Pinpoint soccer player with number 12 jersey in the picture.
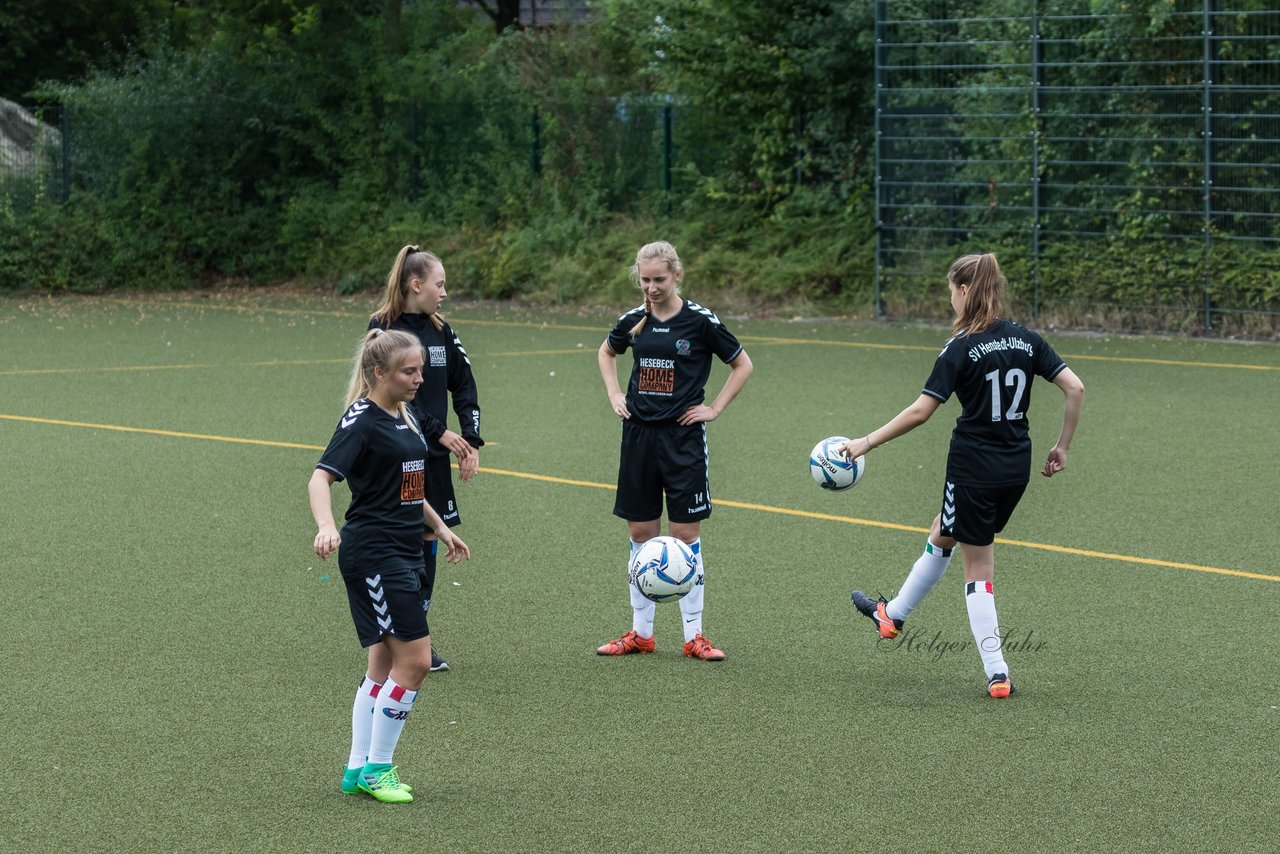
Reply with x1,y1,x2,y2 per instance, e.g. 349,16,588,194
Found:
841,253,1085,698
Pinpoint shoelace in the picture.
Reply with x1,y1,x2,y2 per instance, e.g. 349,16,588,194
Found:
367,767,401,789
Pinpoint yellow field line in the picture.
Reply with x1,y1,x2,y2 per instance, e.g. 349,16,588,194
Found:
0,413,324,451
8,412,1268,583
52,297,1279,371
0,358,348,377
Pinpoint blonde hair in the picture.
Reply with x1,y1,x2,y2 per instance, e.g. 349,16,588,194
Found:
372,244,445,331
949,253,1005,336
627,241,683,337
343,328,424,433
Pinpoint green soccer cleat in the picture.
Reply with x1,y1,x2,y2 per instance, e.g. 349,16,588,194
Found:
345,763,412,795
357,764,414,803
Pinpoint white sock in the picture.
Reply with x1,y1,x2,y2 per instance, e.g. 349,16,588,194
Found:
347,675,382,769
366,677,418,765
964,581,1009,679
678,539,704,643
886,541,952,622
628,540,655,638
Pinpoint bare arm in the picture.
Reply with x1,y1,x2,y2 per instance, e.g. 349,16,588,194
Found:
838,393,942,460
598,341,630,419
679,350,754,425
309,468,341,559
1042,367,1085,477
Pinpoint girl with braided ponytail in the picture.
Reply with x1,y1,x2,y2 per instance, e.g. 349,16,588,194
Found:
596,241,753,661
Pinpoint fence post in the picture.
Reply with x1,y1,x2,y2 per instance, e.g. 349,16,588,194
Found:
873,0,886,319
1201,0,1215,331
1030,0,1042,322
60,106,71,203
662,102,673,215
530,109,542,177
409,103,421,202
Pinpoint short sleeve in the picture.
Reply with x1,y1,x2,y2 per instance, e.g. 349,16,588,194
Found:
1032,332,1067,381
316,401,370,481
922,337,962,403
606,308,642,355
709,320,742,363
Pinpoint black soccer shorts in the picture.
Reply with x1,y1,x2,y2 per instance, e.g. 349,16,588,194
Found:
426,455,461,529
341,562,429,647
613,420,712,523
937,480,1028,547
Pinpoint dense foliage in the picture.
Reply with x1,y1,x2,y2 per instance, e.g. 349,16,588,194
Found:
0,0,1275,332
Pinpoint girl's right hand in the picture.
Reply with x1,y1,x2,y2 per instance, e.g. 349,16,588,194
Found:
610,392,631,419
314,526,340,559
1042,446,1068,477
838,436,872,461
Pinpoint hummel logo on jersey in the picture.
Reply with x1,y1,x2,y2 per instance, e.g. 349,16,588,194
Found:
687,301,721,325
651,326,670,333
341,400,371,429
454,333,472,366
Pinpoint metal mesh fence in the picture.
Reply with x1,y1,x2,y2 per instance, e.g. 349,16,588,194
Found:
874,1,1280,332
0,105,67,209
0,97,727,223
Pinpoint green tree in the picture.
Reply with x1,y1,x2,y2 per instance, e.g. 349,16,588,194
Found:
0,0,173,104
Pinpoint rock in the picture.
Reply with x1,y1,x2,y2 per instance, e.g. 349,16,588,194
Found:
0,97,61,178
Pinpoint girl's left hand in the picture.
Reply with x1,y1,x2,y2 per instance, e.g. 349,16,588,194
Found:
678,404,719,425
440,530,471,564
440,430,473,460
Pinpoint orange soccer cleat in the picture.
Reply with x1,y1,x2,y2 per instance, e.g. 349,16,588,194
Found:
851,590,903,640
596,630,656,656
682,633,726,661
987,673,1014,699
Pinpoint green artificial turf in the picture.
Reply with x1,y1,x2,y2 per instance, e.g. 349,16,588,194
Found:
1,293,1277,853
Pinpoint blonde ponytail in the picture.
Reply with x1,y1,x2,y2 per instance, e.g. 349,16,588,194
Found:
343,328,425,433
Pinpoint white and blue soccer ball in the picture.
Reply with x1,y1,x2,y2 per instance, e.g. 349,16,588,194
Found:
809,436,866,491
629,536,698,603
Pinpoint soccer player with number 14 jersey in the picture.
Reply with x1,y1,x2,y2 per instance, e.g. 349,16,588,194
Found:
596,241,753,661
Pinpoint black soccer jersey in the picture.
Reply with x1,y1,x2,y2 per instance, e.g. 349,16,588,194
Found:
368,313,483,460
606,300,743,424
923,319,1067,486
316,399,429,568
